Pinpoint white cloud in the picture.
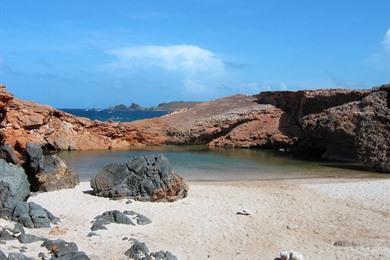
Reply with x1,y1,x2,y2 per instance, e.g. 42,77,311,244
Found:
369,29,390,70
104,45,226,94
382,29,390,52
106,45,225,72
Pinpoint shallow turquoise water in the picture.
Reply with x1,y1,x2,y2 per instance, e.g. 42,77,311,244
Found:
59,146,386,181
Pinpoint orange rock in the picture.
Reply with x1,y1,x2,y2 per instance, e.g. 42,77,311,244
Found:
49,226,69,236
0,85,301,152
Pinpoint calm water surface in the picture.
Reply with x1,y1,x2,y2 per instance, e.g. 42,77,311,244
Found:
58,146,387,181
60,109,167,122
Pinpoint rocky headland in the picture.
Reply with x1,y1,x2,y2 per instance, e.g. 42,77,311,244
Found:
0,82,389,258
109,101,201,112
0,83,389,172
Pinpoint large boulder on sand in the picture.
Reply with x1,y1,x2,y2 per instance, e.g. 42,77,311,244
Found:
90,154,188,202
24,143,79,191
13,201,59,228
356,86,390,172
0,159,58,228
0,159,30,217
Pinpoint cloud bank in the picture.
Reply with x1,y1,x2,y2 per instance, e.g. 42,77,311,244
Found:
383,29,390,53
105,45,226,94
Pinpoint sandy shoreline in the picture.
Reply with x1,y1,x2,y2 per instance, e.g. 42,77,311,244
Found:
1,178,390,259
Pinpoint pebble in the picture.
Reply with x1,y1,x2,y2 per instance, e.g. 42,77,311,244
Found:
286,225,298,230
236,209,251,216
280,250,304,260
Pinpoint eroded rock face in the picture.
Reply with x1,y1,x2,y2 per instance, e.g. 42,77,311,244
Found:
90,154,188,202
256,89,369,122
257,88,374,162
24,143,79,192
356,86,390,172
209,109,301,149
0,88,133,151
301,101,361,161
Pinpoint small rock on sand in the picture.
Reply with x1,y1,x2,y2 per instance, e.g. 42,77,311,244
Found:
125,239,178,260
48,226,69,236
236,210,251,216
279,250,304,260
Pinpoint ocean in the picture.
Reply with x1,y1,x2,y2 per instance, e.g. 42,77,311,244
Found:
60,109,168,122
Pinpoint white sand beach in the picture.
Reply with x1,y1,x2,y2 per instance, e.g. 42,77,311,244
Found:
1,179,390,260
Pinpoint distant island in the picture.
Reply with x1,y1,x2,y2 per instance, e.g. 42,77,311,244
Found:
108,101,202,112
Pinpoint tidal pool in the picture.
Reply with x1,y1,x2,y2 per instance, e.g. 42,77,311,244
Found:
59,146,387,181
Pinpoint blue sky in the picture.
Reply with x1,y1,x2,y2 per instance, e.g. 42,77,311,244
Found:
0,0,389,108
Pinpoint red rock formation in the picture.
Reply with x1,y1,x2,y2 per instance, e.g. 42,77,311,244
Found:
356,85,390,172
301,101,361,161
209,108,301,148
0,85,13,122
2,98,129,151
158,95,299,147
256,89,369,121
0,87,298,153
2,84,388,172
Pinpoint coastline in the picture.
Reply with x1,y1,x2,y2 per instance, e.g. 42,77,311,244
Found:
2,178,389,259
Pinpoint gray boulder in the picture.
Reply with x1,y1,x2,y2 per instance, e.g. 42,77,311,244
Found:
0,229,15,241
0,160,30,218
24,143,79,192
125,240,178,260
123,211,152,225
17,233,46,244
0,159,57,228
6,252,32,260
90,210,134,231
90,210,152,232
151,251,178,260
90,154,188,202
41,239,90,260
125,240,150,259
0,144,20,165
13,202,58,228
